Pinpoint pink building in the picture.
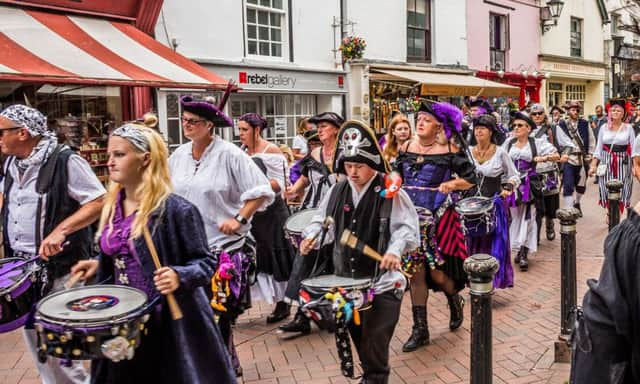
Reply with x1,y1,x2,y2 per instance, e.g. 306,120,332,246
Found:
467,0,543,107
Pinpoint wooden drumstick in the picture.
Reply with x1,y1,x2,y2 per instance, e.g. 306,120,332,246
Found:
64,271,85,290
142,226,183,320
339,230,412,279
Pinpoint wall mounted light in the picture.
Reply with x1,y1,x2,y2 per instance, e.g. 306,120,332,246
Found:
540,0,564,34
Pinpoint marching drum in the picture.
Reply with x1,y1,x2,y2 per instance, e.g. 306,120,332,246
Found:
35,285,153,362
0,257,40,332
538,163,560,196
284,209,318,249
298,274,373,330
455,196,496,237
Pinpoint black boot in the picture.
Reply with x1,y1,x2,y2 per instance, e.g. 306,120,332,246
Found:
546,218,556,241
447,294,465,331
402,306,429,352
278,309,311,334
267,301,290,324
519,246,529,271
573,203,583,218
514,247,522,264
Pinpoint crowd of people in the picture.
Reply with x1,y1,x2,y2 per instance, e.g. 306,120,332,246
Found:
1,93,640,384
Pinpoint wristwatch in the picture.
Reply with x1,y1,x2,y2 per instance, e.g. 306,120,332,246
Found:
234,214,248,225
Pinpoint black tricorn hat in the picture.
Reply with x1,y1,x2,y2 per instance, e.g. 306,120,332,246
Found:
510,111,536,130
333,120,390,174
309,111,344,128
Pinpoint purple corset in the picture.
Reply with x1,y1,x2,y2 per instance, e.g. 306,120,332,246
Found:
400,160,451,212
99,197,155,299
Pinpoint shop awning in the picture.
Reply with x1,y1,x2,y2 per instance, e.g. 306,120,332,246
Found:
0,5,230,89
372,69,520,97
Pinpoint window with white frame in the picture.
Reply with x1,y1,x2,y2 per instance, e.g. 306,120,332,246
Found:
570,17,582,57
245,0,285,58
565,84,586,103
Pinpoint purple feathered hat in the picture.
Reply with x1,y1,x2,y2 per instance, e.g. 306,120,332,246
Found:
180,96,233,127
469,98,494,115
417,101,463,140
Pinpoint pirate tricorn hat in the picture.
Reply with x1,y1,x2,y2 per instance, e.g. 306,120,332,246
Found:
333,120,390,174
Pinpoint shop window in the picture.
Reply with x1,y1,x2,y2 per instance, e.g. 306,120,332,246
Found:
407,0,431,62
547,82,563,109
229,94,316,148
489,13,509,71
565,84,586,104
245,0,286,58
570,17,582,57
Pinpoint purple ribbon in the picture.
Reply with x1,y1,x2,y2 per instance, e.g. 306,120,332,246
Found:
507,160,537,207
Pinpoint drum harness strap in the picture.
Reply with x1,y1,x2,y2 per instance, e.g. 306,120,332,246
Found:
320,178,393,379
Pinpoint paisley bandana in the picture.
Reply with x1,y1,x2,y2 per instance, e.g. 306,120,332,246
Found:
0,104,54,139
111,124,150,152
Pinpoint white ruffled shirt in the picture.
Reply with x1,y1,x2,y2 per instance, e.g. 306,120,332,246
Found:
593,123,636,160
470,145,521,187
169,137,275,250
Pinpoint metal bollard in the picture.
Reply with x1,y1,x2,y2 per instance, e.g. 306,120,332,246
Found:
606,179,623,231
554,207,580,363
463,253,499,384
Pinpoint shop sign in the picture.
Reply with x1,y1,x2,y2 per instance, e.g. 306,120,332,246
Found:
204,65,347,94
540,60,605,79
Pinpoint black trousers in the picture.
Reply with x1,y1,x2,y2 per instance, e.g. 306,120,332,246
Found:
348,290,402,384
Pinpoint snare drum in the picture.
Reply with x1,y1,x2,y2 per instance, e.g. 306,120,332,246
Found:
35,285,153,362
0,257,40,332
538,163,560,196
455,196,496,237
298,274,373,330
284,209,318,248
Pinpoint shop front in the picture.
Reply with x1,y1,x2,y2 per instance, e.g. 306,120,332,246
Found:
157,64,346,150
539,55,606,116
0,3,229,181
347,62,519,133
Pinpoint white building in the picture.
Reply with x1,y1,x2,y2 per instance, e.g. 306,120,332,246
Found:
155,0,346,149
539,0,608,115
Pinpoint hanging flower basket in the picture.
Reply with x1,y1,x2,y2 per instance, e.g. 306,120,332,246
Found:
339,36,366,61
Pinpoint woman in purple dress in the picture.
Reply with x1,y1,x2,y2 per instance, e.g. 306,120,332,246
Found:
71,123,235,384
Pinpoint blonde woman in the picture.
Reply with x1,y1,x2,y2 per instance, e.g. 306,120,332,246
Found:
382,113,413,163
71,124,236,384
292,117,313,160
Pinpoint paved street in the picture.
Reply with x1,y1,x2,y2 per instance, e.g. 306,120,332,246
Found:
0,183,628,384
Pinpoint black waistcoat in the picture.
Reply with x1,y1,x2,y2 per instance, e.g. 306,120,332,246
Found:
2,147,92,280
326,175,391,279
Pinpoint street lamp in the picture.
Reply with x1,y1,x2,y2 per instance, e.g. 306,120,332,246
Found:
541,0,565,34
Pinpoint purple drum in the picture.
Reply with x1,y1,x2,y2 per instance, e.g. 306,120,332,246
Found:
0,257,39,332
284,209,318,248
35,285,152,362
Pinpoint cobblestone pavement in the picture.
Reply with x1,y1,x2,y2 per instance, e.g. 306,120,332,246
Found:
0,183,626,384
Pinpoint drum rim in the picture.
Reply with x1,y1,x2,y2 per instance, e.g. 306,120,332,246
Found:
35,285,148,327
455,196,494,215
284,208,319,234
0,257,35,296
300,274,372,290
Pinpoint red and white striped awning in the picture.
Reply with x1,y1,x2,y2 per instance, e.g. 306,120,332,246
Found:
0,5,229,89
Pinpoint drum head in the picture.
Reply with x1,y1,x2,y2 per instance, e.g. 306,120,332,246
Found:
301,274,371,290
37,285,147,324
284,209,319,234
0,258,34,294
455,196,494,215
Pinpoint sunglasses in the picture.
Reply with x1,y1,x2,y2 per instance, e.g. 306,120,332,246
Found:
512,123,529,128
0,126,22,137
530,112,544,116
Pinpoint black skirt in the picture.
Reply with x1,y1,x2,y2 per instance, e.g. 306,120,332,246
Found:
251,196,295,282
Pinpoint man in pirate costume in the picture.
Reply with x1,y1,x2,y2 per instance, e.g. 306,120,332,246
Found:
299,120,419,384
556,100,595,215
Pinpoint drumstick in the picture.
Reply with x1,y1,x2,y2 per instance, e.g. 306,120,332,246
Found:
142,226,183,320
339,230,412,279
64,271,85,290
310,216,334,242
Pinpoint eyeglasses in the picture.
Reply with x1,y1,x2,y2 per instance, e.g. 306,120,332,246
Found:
512,123,528,128
180,117,206,126
0,126,22,137
530,112,544,116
